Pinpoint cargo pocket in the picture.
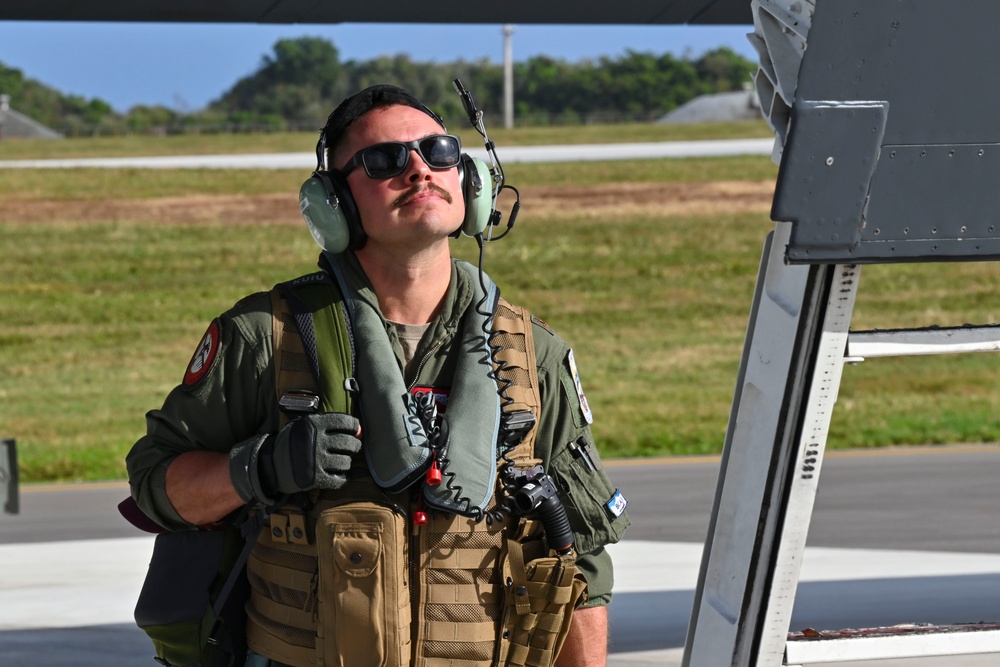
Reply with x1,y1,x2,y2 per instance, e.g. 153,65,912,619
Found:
548,442,630,556
316,503,408,667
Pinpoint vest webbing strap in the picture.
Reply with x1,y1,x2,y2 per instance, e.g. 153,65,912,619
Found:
247,550,315,592
425,619,497,642
425,659,495,667
491,300,541,467
269,289,317,430
426,547,500,569
251,593,317,631
425,584,500,605
244,611,316,667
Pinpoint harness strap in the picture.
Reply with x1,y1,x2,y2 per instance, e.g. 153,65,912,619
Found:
491,300,542,467
269,288,318,430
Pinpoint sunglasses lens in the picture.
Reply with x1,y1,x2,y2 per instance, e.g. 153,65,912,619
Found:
362,143,408,178
354,135,461,178
419,135,461,168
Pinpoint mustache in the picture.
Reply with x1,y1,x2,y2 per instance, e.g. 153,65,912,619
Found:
393,183,453,208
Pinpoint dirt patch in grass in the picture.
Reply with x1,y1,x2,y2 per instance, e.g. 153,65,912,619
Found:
1,180,775,225
524,180,774,219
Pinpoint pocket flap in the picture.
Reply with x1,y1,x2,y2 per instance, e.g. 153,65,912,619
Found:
332,525,383,578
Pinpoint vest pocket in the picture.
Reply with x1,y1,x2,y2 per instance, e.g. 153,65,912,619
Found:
498,534,588,667
316,503,408,667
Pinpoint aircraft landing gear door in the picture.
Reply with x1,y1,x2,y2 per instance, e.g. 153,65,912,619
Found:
684,0,1000,664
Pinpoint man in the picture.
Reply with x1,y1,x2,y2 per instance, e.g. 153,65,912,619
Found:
127,84,629,667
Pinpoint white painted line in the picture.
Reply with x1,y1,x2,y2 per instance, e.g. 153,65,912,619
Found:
0,139,776,170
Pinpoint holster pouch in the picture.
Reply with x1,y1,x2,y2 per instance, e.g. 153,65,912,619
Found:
315,502,410,667
499,533,588,667
134,527,248,667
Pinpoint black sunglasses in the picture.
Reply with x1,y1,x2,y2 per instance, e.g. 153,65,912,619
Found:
339,134,462,179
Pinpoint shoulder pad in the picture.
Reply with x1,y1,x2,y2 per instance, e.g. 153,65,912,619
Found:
231,291,268,312
285,271,332,288
530,314,556,336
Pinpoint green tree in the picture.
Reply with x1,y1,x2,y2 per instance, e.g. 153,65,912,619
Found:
694,47,757,93
126,105,178,133
212,36,345,125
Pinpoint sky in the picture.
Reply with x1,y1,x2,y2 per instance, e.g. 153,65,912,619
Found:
0,22,758,113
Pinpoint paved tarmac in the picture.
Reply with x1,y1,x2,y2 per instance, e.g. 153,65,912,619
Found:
2,445,998,666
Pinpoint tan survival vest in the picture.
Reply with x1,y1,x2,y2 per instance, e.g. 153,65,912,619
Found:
244,280,587,667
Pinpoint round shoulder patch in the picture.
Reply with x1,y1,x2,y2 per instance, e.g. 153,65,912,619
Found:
183,319,221,390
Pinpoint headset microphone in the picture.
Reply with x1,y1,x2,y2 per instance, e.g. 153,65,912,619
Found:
451,78,521,241
452,79,482,127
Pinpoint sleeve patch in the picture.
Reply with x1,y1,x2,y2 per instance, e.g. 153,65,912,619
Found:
606,489,628,520
182,319,221,391
567,349,593,425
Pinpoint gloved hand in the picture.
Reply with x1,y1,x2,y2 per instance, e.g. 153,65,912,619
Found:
229,412,362,506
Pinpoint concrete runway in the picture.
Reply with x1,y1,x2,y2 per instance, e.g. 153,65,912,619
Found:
1,445,998,666
0,137,776,170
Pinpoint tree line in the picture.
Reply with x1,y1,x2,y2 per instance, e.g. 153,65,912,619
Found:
0,36,757,136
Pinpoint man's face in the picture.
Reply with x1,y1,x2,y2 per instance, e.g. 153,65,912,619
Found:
333,105,464,252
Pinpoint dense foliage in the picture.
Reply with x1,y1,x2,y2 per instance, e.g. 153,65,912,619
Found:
1,36,757,135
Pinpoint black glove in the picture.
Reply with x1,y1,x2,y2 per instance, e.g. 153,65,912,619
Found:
229,412,362,506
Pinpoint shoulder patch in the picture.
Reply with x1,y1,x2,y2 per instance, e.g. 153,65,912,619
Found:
566,348,594,424
182,319,222,391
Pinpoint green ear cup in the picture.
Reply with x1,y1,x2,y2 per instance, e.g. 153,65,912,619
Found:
461,156,493,237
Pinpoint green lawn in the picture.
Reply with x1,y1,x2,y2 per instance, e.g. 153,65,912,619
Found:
1,133,998,483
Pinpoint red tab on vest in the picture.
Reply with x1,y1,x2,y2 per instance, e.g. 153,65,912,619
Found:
410,386,450,412
182,319,221,390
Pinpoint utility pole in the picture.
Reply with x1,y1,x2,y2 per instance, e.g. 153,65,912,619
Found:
502,24,515,129
0,94,8,140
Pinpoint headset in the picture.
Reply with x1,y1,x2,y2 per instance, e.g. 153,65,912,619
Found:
298,105,494,254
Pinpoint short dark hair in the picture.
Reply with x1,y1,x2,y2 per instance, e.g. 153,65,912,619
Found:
319,84,446,170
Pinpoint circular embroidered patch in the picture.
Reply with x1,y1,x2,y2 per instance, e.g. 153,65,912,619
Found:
183,320,221,389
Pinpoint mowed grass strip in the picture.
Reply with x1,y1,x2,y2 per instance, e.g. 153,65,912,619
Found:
2,153,998,483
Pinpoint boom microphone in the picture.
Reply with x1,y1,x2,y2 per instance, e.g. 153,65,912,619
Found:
452,79,481,126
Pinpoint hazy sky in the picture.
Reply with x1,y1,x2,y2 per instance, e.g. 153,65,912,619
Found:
0,21,757,112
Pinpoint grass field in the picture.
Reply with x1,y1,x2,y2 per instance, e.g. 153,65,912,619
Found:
2,126,998,483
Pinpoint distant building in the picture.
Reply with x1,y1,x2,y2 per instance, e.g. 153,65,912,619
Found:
0,95,62,139
657,85,762,124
